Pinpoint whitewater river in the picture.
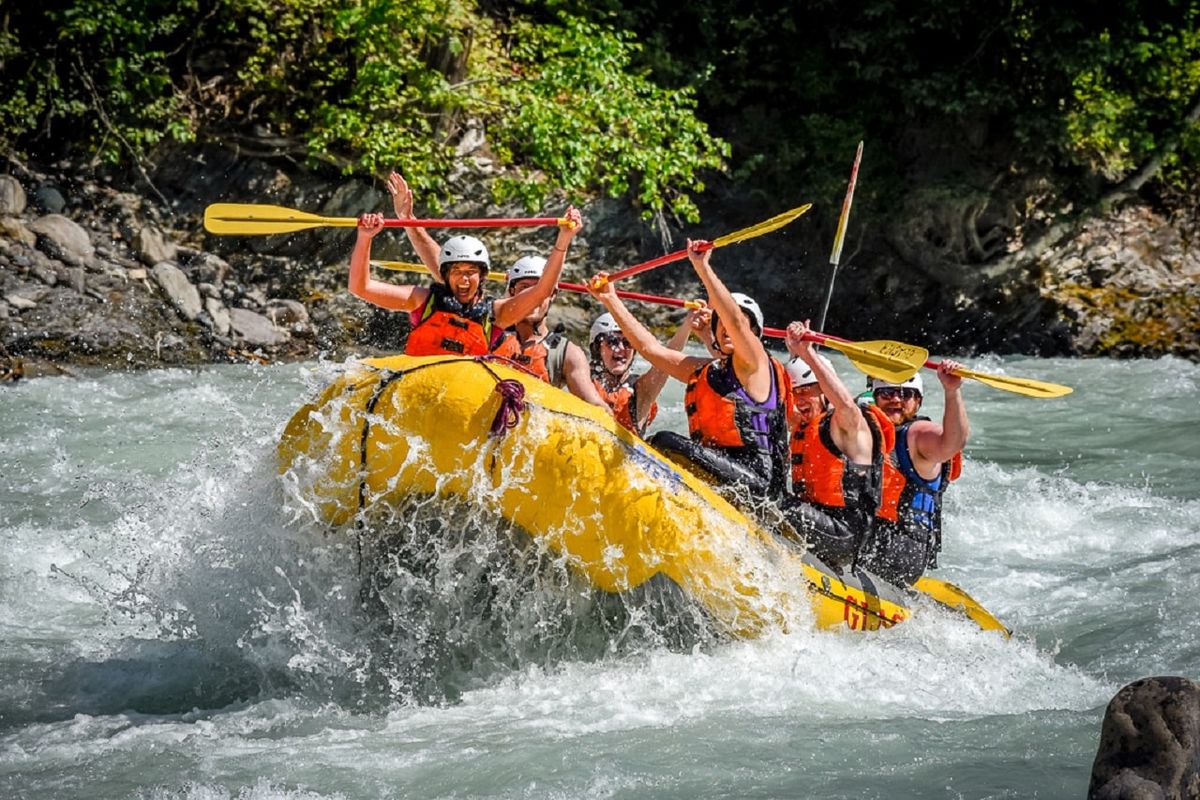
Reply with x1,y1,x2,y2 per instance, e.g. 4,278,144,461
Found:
1,353,1197,799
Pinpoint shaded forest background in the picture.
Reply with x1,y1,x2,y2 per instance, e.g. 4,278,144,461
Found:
1,0,1197,358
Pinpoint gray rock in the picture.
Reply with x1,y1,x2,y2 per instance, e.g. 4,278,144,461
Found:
33,184,66,214
321,180,375,218
265,298,310,327
4,293,38,310
30,262,58,287
180,251,230,285
150,261,203,321
133,226,178,266
204,296,231,336
1,217,37,247
0,176,26,216
1089,676,1200,800
27,214,95,267
229,307,289,347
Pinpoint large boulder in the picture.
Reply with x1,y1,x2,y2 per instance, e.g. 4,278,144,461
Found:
229,307,289,347
27,214,95,267
1089,676,1200,800
150,261,203,321
0,175,26,216
133,226,178,266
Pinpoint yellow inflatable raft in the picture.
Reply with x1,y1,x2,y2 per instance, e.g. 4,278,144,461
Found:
278,354,1007,637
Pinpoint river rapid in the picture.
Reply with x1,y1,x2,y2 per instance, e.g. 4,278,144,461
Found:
1,353,1197,799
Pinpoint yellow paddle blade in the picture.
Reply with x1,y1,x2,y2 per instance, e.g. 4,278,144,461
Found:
911,576,1011,637
821,338,928,383
957,368,1074,398
712,203,813,248
373,260,506,283
204,203,357,235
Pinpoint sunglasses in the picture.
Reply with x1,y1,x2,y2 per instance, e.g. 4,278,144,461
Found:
599,333,631,349
445,265,482,279
873,387,921,401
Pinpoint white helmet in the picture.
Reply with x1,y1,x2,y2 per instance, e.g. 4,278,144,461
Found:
786,354,833,388
506,255,546,287
589,312,622,346
869,372,924,397
712,292,764,336
438,235,490,269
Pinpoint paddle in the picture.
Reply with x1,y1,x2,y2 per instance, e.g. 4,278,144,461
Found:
930,362,1074,398
762,327,926,384
815,141,863,332
373,261,708,310
817,333,1073,398
911,576,1011,637
593,203,813,287
204,202,568,236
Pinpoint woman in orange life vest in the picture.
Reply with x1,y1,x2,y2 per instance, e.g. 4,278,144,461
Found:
777,320,897,572
587,305,708,437
347,173,582,356
857,361,969,586
587,240,791,499
490,255,608,409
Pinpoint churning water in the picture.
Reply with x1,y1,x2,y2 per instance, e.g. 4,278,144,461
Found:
1,353,1197,799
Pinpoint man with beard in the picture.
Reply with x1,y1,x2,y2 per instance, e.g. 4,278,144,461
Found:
491,255,608,409
587,306,709,436
859,361,969,585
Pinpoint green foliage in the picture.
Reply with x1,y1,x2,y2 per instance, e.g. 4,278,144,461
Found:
486,17,727,220
0,0,199,163
0,0,727,221
1065,10,1200,186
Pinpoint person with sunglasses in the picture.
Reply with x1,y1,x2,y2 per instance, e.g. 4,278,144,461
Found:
858,361,969,585
778,320,896,571
346,171,581,357
490,255,608,409
586,306,707,436
587,240,791,500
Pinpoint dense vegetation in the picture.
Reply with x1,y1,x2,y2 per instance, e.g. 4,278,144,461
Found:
1,0,1196,232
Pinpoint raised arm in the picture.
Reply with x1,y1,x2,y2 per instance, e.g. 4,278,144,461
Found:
388,171,441,279
494,206,581,328
633,304,708,424
910,359,970,466
787,320,871,460
687,239,771,397
588,273,709,383
348,213,429,312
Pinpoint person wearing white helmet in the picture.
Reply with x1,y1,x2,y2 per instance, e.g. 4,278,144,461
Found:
858,358,970,586
777,319,899,572
347,171,581,357
784,351,833,435
587,239,791,498
490,256,607,409
587,306,708,436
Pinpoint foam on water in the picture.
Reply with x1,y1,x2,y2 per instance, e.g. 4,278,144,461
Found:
1,355,1196,798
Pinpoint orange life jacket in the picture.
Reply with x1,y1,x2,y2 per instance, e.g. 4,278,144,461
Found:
404,284,498,357
791,403,895,518
593,371,657,435
685,356,791,495
491,330,569,386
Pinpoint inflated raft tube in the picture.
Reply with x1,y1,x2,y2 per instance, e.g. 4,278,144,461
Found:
278,355,1008,638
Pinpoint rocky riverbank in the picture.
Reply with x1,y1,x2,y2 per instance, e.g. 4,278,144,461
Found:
1,146,1197,380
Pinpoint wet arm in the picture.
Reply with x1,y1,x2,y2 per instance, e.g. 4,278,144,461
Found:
562,343,610,411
